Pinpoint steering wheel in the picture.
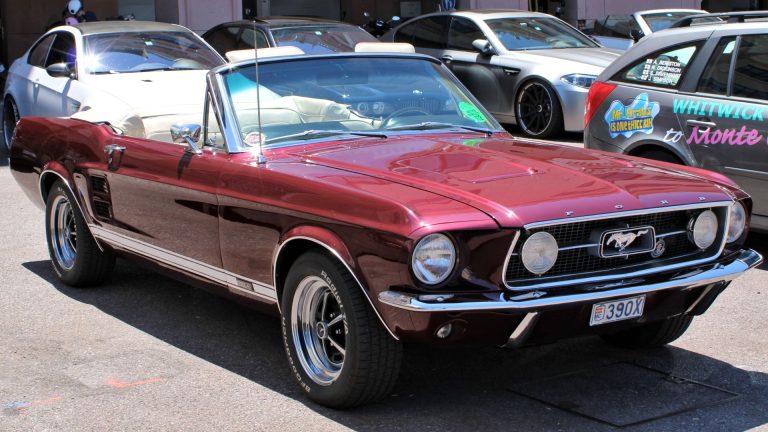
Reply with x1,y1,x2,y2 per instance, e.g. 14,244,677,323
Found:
379,107,431,129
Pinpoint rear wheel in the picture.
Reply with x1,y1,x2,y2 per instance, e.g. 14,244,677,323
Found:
281,251,402,408
46,180,115,286
3,97,19,150
634,148,684,165
515,80,564,139
600,315,693,349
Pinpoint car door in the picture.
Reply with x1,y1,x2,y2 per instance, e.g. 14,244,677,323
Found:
35,31,82,117
96,136,226,269
15,34,55,117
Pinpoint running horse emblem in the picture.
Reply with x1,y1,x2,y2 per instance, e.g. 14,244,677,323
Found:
605,229,649,252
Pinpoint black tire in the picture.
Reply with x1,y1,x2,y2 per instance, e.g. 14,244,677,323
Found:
3,97,20,150
600,315,694,349
635,148,684,165
281,251,402,408
515,80,564,139
45,180,115,287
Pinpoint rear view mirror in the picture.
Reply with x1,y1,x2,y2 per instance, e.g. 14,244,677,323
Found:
46,62,73,78
170,123,203,155
472,39,495,55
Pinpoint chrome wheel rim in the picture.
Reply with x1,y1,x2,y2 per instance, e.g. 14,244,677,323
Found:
3,100,19,149
50,195,77,270
517,82,553,136
291,275,346,386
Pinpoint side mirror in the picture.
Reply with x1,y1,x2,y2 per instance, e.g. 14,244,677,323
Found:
46,62,73,78
472,39,495,56
170,123,203,155
630,29,643,41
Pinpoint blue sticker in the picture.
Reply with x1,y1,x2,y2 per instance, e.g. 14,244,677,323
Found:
603,93,660,138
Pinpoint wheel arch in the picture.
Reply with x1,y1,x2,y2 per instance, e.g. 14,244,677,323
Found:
273,228,399,340
624,140,692,165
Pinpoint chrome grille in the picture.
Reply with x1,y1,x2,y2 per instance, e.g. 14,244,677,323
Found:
504,205,728,290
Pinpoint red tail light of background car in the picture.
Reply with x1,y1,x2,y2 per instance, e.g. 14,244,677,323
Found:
584,81,617,127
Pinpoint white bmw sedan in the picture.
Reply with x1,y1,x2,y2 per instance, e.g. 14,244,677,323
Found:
2,21,225,148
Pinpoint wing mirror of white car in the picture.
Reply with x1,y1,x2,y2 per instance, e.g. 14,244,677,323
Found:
170,123,203,155
471,39,495,56
46,62,74,79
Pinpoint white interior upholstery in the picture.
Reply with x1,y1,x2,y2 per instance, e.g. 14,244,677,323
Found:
354,42,415,53
225,46,305,62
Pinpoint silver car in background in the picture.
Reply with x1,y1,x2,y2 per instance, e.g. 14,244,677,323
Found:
591,9,712,50
382,10,621,138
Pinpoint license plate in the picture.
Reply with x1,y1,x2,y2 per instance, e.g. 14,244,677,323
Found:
589,295,645,326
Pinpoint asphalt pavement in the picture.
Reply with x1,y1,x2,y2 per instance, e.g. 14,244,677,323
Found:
1,141,767,432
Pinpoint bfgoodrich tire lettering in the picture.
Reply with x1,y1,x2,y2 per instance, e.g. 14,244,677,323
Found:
600,314,693,348
46,180,115,287
281,251,402,408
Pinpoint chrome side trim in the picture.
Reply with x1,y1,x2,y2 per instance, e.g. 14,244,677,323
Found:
272,236,399,341
523,202,732,229
89,225,277,302
500,231,521,286
503,312,539,348
379,249,762,312
39,170,104,252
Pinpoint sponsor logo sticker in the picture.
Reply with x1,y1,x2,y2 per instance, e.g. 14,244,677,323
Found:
603,93,660,138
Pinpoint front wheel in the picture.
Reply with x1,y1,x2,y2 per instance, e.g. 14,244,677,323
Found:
46,180,115,286
515,80,564,138
3,97,20,150
281,251,402,408
600,315,693,349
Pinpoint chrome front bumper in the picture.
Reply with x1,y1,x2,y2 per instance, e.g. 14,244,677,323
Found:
379,249,762,313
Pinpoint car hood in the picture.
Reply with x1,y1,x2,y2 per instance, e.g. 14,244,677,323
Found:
82,70,209,116
290,134,733,228
500,47,621,69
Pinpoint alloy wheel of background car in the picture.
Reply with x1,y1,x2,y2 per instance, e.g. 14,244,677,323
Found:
2,98,19,150
515,81,564,139
45,180,115,287
281,251,402,408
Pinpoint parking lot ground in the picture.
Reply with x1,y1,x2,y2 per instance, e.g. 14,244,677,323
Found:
1,144,767,431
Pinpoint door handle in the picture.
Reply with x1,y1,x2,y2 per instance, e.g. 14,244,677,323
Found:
686,119,717,128
104,144,126,171
441,55,453,64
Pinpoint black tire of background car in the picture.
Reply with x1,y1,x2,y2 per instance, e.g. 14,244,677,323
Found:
635,148,684,165
46,180,115,286
600,315,694,348
281,251,402,409
515,80,564,139
2,97,19,150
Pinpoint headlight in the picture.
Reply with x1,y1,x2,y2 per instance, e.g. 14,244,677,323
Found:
727,202,747,242
521,232,559,275
689,210,718,249
561,74,597,89
411,233,456,285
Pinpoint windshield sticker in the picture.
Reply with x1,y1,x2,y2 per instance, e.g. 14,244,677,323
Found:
604,93,660,138
640,58,682,86
462,138,485,147
459,101,487,123
673,99,764,121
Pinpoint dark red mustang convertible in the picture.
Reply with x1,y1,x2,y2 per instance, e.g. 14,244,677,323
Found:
9,47,762,408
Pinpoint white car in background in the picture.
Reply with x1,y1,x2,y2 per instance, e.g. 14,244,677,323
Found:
2,21,225,148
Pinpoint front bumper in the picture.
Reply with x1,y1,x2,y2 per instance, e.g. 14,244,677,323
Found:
380,249,761,312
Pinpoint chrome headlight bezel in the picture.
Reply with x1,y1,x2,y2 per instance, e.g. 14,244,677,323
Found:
727,201,747,243
689,210,718,250
411,233,457,286
521,231,559,275
560,73,597,89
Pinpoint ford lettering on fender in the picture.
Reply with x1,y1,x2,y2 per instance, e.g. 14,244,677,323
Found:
9,47,762,409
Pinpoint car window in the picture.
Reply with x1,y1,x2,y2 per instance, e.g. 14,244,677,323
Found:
46,32,76,69
640,12,715,32
619,43,700,88
697,37,736,95
271,25,375,53
238,27,269,50
448,17,484,51
593,15,632,38
732,34,768,101
485,17,597,50
28,34,56,68
205,26,241,54
83,31,224,74
405,16,449,49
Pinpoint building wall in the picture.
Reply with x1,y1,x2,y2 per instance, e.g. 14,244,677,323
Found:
564,0,701,27
155,0,242,33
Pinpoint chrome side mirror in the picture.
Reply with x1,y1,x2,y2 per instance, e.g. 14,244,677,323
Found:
471,39,495,56
170,123,203,155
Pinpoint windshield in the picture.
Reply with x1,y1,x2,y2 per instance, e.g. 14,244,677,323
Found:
640,12,716,32
486,17,598,50
83,31,224,74
222,56,500,148
271,25,377,53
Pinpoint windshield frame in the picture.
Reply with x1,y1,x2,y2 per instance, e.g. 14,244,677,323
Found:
210,53,504,153
485,16,599,51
